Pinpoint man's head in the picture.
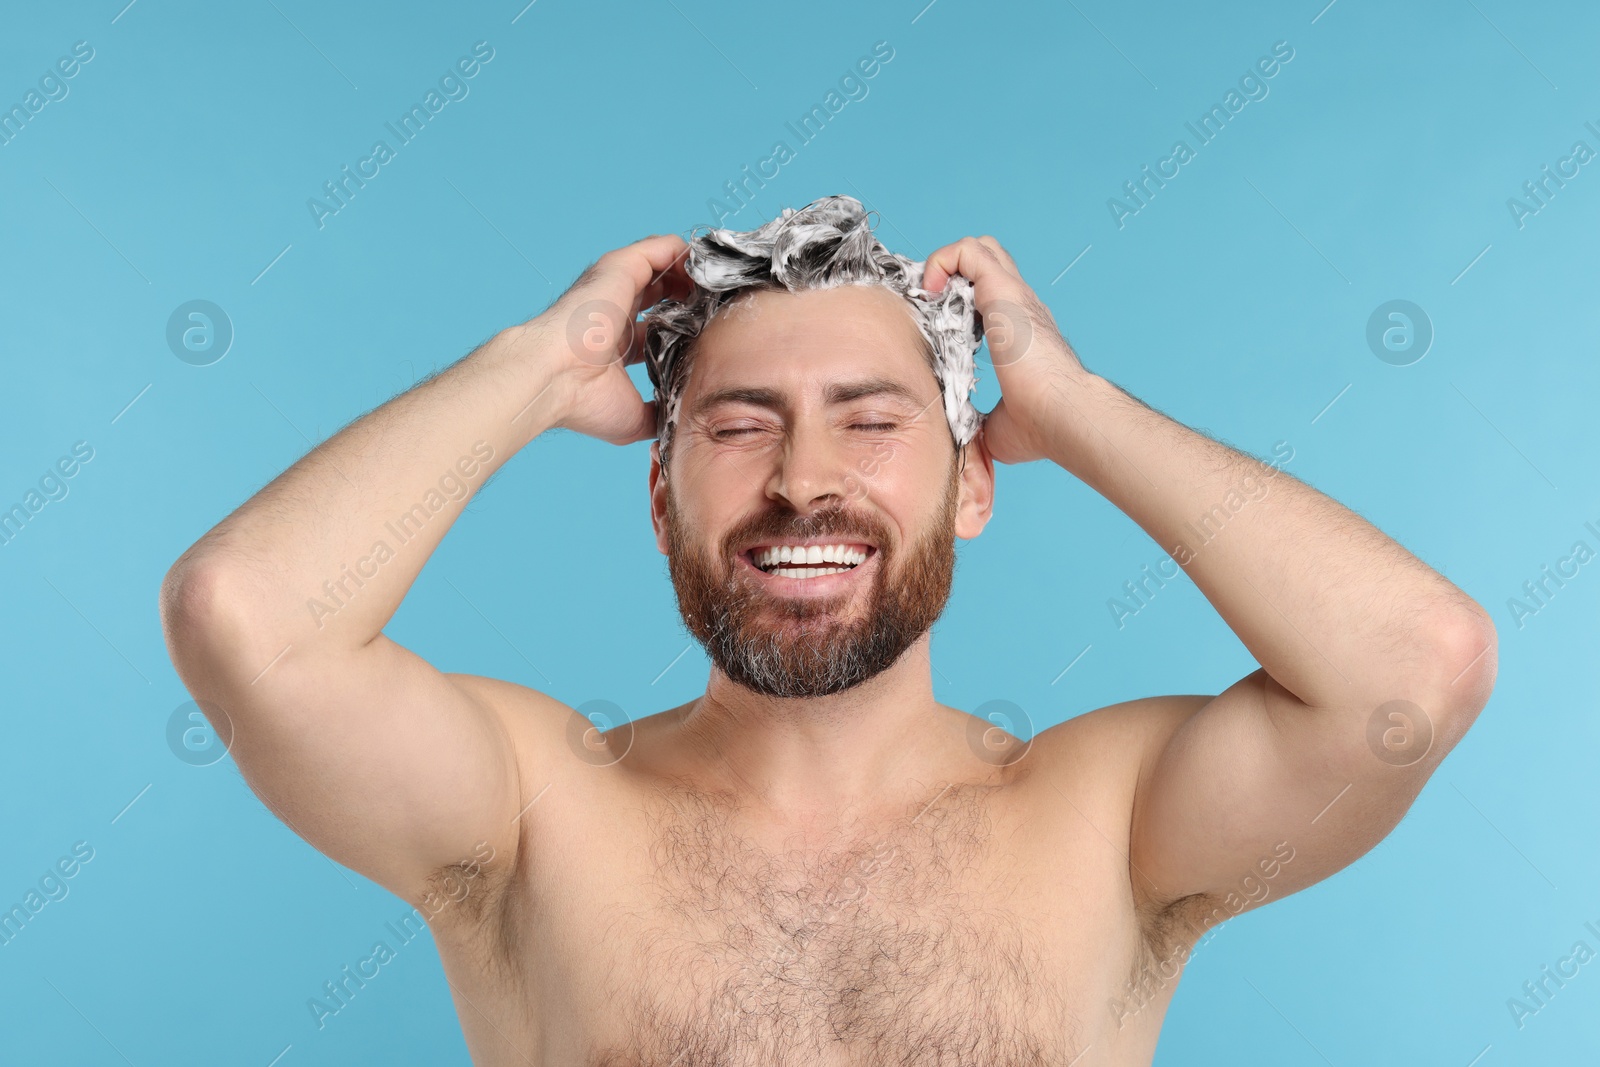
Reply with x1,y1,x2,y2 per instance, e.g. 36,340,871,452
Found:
641,200,995,699
641,194,986,470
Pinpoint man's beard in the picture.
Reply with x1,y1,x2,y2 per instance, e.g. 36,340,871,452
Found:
665,469,960,699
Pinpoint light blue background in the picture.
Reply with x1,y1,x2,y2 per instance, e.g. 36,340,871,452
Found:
2,0,1596,1063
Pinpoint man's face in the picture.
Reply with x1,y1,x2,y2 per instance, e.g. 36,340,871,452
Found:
650,284,992,698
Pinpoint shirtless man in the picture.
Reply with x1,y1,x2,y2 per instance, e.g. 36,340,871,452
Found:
159,199,1498,1065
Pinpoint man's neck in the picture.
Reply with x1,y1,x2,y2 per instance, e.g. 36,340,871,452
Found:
670,633,968,822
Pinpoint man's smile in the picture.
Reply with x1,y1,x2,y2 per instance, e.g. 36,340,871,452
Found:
736,541,881,598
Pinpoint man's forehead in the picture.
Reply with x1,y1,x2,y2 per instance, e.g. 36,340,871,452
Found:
687,377,933,423
685,286,935,404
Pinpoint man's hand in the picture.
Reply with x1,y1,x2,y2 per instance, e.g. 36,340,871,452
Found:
520,233,694,446
922,235,1085,466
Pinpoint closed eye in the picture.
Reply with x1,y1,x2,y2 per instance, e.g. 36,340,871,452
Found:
714,423,896,437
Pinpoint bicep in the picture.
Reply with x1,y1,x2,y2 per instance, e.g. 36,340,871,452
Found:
205,633,525,904
1128,669,1436,916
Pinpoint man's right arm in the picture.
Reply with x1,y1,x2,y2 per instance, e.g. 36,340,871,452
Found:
158,234,691,907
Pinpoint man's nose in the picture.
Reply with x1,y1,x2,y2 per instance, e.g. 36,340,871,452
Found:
768,419,855,512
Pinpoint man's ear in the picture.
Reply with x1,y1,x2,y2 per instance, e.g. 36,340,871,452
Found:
954,430,996,540
649,441,670,555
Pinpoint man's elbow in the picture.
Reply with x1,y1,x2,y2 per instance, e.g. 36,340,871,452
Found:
159,556,254,676
1421,603,1498,743
160,556,225,638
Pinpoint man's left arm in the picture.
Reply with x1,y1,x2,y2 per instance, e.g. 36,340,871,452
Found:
923,236,1499,914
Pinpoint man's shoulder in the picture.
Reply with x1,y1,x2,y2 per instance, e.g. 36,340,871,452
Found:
443,671,579,722
440,673,687,773
439,672,586,765
1016,694,1222,935
1009,692,1215,845
1024,692,1212,776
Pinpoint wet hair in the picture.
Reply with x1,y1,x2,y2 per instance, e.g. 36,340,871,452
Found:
640,195,983,471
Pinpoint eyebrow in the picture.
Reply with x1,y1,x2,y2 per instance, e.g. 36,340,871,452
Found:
691,376,928,419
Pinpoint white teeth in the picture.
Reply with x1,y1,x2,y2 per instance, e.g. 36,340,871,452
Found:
770,566,849,579
752,543,869,570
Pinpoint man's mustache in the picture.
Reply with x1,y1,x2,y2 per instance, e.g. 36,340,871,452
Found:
721,507,888,559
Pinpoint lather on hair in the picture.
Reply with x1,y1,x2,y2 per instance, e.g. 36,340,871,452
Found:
640,194,984,466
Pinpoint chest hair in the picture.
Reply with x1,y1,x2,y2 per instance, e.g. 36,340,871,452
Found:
589,781,1084,1066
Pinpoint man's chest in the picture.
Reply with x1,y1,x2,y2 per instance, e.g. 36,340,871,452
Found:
583,871,1085,1066
476,779,1155,1066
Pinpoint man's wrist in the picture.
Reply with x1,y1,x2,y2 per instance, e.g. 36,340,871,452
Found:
474,320,572,445
1040,369,1121,476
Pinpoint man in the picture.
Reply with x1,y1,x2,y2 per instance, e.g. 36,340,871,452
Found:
159,195,1497,1065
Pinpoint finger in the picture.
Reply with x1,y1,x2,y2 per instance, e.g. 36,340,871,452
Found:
634,262,695,316
631,240,697,314
976,235,1020,274
622,318,651,366
597,235,687,311
630,232,691,272
922,235,1013,296
922,237,1030,316
634,234,694,297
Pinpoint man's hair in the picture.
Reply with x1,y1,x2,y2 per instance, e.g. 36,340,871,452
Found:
640,195,984,470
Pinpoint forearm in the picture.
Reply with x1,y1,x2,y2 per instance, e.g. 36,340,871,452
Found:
166,320,563,655
1046,371,1490,709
